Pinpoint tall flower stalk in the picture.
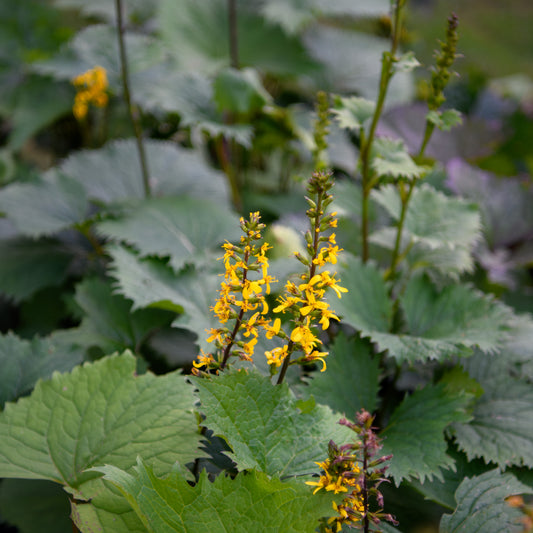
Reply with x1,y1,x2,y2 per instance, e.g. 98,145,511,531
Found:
359,0,406,263
387,12,460,281
192,212,276,374
271,170,346,384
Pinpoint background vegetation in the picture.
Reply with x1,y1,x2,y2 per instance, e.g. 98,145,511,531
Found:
0,1,533,532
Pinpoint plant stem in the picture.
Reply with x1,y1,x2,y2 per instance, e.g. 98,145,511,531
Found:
387,119,435,280
277,178,324,385
215,136,242,211
276,340,294,385
359,0,404,263
227,0,239,69
115,0,151,198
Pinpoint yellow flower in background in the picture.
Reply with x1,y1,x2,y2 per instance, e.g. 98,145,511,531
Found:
72,66,109,120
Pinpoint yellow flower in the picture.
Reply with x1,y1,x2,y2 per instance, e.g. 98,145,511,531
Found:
72,66,109,120
265,345,288,368
273,295,302,314
306,350,328,371
192,350,217,369
290,321,321,353
264,318,281,339
319,271,348,298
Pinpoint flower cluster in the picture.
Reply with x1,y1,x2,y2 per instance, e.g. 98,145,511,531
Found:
311,411,397,533
192,212,277,374
72,66,109,120
266,171,347,378
427,13,459,111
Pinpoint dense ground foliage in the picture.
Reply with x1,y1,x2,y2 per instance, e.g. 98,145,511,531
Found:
1,1,533,532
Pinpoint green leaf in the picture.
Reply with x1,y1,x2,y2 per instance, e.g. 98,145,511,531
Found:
453,353,533,468
261,0,390,35
332,95,375,133
336,258,511,363
372,184,481,251
0,352,202,483
303,26,413,104
373,275,511,362
299,334,380,416
107,245,220,352
380,384,472,485
440,469,533,533
59,139,230,204
96,458,336,533
72,278,174,355
158,0,319,77
133,68,254,146
0,479,72,533
35,24,164,90
98,196,240,272
334,254,393,333
213,67,271,115
194,369,354,477
0,172,88,237
371,138,427,180
426,109,462,131
7,75,73,150
0,237,73,302
70,477,147,533
0,332,84,407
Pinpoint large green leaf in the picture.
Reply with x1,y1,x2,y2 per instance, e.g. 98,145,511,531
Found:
7,75,74,150
453,353,533,468
334,254,393,333
0,332,84,407
299,333,380,416
71,477,147,533
194,369,354,477
96,458,337,533
302,26,413,104
440,469,533,533
58,139,230,204
0,172,88,237
0,237,73,302
72,278,174,355
157,0,319,77
262,0,389,34
371,184,481,278
107,244,220,351
335,256,511,363
213,67,271,115
372,138,427,181
132,68,254,146
380,384,472,485
98,196,240,272
35,24,164,90
0,352,202,483
373,184,481,249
